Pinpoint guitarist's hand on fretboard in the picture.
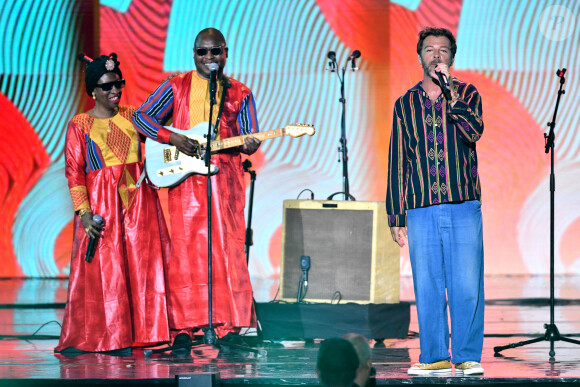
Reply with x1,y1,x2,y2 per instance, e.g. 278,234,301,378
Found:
169,132,198,157
242,136,261,155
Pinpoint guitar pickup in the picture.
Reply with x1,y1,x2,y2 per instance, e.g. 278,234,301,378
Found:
163,148,172,163
157,166,182,176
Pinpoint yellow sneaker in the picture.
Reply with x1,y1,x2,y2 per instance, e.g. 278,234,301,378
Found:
407,360,452,376
455,361,484,376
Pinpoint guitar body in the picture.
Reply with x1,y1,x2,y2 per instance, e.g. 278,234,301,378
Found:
145,122,315,187
144,122,218,188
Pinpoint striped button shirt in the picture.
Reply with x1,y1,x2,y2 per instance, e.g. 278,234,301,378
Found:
386,79,484,227
132,77,259,144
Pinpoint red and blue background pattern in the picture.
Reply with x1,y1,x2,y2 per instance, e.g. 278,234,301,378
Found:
1,1,579,293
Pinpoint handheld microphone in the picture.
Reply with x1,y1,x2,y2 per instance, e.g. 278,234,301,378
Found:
300,255,311,286
85,214,103,263
208,62,219,104
435,71,452,100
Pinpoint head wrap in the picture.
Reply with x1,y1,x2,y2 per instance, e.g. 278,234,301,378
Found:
77,53,123,96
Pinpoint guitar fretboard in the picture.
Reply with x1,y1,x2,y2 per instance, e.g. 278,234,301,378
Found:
211,128,285,151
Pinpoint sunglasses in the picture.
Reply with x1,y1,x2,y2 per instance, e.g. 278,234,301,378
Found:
95,79,126,91
195,46,225,57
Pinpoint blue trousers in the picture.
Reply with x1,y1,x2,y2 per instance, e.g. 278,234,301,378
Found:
407,200,484,364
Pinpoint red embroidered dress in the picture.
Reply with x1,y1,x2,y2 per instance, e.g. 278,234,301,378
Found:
134,71,258,335
56,106,170,352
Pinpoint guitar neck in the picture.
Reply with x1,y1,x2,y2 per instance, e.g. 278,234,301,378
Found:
211,129,285,151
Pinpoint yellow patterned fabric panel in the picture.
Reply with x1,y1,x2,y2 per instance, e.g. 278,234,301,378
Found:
89,107,139,167
71,114,95,135
70,186,89,211
118,167,138,210
189,71,223,139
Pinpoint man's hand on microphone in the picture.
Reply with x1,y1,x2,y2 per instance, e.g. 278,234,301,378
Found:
81,211,103,239
242,136,261,155
433,62,458,105
170,133,198,157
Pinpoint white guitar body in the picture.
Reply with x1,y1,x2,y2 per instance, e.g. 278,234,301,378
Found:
145,122,315,188
145,122,218,188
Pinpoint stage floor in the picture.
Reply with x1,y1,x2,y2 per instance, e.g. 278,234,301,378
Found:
1,276,580,386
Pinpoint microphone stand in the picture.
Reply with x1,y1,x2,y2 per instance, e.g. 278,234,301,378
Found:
243,160,264,343
243,160,256,263
493,68,580,360
203,69,218,346
338,63,350,200
328,53,359,200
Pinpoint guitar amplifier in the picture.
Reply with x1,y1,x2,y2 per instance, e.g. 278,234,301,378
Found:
280,200,400,304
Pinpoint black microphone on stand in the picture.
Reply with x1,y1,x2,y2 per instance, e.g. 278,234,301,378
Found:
348,50,361,71
557,68,566,78
327,51,337,71
435,71,452,101
85,214,103,263
208,62,219,104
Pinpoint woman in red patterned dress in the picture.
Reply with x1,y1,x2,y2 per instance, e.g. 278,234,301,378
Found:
55,53,170,354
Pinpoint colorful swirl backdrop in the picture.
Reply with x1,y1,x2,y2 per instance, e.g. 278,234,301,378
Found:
1,1,579,289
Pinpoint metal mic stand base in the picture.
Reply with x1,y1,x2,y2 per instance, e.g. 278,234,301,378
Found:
494,324,580,360
144,329,265,357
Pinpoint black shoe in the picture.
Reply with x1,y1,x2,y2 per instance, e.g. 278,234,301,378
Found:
219,332,248,347
102,347,133,356
172,333,192,351
57,347,132,357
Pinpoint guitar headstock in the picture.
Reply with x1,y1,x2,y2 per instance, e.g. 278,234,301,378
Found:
284,124,316,137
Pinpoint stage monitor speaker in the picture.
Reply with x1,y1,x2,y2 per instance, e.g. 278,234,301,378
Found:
280,200,399,304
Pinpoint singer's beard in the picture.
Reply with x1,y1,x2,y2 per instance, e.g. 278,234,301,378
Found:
420,58,449,79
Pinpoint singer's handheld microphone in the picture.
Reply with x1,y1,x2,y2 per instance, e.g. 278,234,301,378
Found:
435,71,452,100
300,255,311,286
85,214,103,263
327,51,336,61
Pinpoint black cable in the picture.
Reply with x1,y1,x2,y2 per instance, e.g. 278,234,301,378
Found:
271,284,280,302
297,188,314,200
0,320,63,340
331,291,342,304
31,320,62,337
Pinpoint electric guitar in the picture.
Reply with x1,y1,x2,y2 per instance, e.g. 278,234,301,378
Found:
145,122,315,187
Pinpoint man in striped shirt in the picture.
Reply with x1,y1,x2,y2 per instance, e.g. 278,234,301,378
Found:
386,27,485,376
133,28,260,348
